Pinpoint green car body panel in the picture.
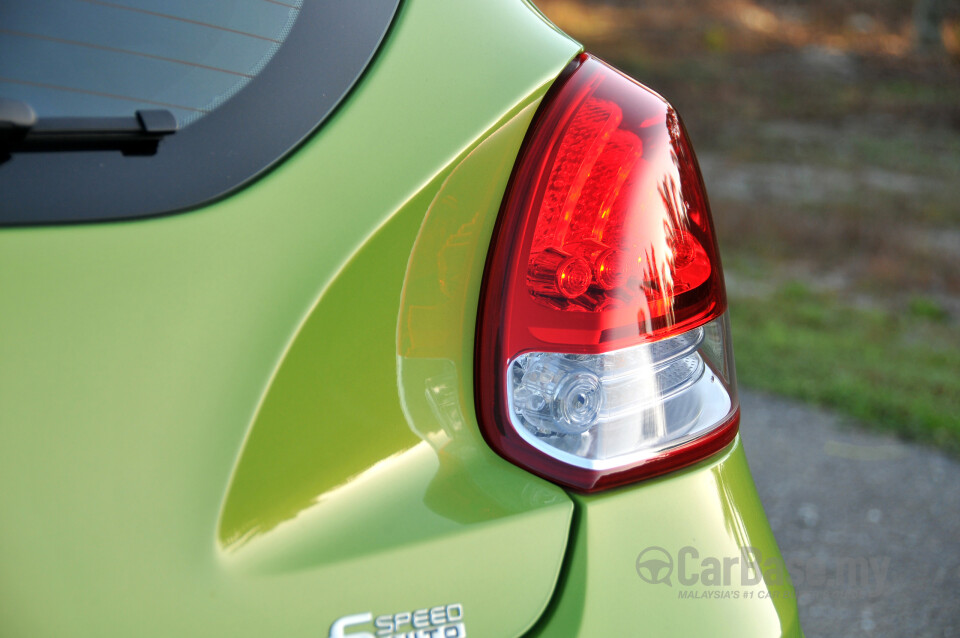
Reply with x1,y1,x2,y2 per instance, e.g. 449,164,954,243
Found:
530,440,801,637
0,0,801,635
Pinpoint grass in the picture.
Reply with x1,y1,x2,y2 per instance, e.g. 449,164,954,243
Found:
730,282,960,453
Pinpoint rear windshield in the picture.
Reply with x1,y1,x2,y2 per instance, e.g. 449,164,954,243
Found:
0,0,400,225
0,0,303,129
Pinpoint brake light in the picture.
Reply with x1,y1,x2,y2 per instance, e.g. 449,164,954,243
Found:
475,54,739,491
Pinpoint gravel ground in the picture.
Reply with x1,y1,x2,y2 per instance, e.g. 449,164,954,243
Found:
739,389,960,638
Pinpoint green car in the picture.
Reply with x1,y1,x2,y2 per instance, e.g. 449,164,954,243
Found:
0,0,801,635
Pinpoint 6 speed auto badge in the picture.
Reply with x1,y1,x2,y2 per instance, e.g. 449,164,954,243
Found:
330,603,466,638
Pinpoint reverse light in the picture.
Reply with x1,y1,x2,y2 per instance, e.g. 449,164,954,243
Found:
476,54,739,491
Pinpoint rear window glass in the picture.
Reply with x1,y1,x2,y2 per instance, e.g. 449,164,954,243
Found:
0,0,303,128
0,0,400,225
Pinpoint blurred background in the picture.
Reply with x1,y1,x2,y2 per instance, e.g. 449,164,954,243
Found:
534,0,960,454
532,0,960,635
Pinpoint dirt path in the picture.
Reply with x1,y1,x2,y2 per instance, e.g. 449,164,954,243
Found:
740,389,960,637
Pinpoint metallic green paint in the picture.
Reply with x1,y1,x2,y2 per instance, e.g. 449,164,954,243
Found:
529,438,802,637
218,101,575,607
0,0,579,635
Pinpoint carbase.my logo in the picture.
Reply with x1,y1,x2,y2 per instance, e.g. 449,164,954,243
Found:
635,545,889,597
635,546,674,585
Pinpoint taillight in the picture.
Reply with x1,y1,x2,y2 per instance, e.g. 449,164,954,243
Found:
476,54,739,492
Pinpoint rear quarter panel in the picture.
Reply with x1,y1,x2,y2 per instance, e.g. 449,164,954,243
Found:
0,0,581,635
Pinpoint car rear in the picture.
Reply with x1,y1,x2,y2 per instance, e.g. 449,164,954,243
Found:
0,0,801,635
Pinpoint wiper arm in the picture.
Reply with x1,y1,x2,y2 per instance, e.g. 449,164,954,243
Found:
0,98,177,156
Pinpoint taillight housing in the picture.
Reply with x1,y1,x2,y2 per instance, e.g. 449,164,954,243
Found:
476,54,739,492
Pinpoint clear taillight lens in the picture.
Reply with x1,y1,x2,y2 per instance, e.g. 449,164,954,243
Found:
476,54,739,491
507,313,735,469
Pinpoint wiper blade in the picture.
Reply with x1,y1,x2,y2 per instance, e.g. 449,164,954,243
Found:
0,98,177,156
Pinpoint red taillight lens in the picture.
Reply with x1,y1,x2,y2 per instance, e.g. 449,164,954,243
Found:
476,54,739,492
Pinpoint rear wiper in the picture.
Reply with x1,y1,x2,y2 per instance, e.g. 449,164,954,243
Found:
0,98,177,157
